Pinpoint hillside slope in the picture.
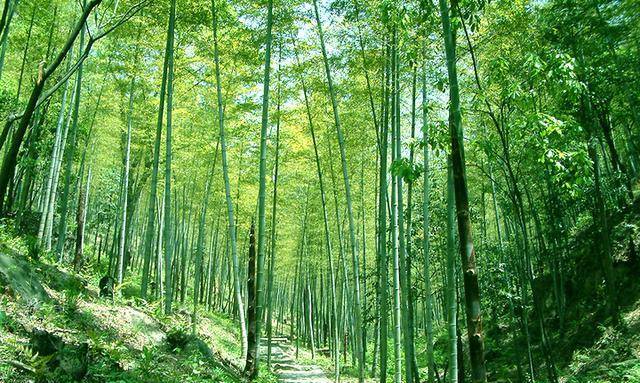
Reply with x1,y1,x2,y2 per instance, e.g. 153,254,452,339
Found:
561,302,640,383
0,224,272,383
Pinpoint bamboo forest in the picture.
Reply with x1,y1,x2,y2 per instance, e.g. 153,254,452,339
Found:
0,0,639,382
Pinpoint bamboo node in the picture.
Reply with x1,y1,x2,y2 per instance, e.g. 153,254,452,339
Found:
37,61,45,84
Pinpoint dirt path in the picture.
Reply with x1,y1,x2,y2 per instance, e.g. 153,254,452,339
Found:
261,337,331,383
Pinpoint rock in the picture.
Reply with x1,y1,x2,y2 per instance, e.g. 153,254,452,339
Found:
30,328,62,358
166,329,191,351
166,328,213,357
0,251,49,305
99,275,114,299
40,263,86,293
29,328,89,381
58,341,88,381
186,337,214,358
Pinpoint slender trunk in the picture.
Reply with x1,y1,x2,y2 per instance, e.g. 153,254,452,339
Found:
312,1,365,379
294,42,340,381
211,0,248,358
391,26,413,383
390,29,402,382
266,235,276,364
56,14,88,260
72,162,91,271
141,0,173,300
266,56,281,366
194,141,219,333
377,37,391,383
38,55,73,245
0,0,11,41
15,4,36,104
306,273,316,357
163,0,177,315
117,75,135,294
251,0,274,375
245,0,273,377
422,54,435,383
584,104,617,320
446,158,458,383
404,67,419,383
72,64,107,268
598,109,633,200
0,0,18,80
438,0,486,380
246,222,258,377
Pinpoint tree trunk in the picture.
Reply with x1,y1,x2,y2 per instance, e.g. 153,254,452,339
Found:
141,0,173,300
446,158,458,383
0,0,12,42
163,0,177,315
55,16,88,261
117,75,135,294
211,0,248,359
312,0,365,379
72,164,91,271
422,54,435,383
266,55,281,366
15,3,36,104
0,0,18,80
377,37,391,383
294,42,340,381
437,0,486,380
249,0,274,376
245,222,258,377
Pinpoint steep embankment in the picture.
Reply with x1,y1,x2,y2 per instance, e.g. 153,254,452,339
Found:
561,302,640,382
556,197,640,382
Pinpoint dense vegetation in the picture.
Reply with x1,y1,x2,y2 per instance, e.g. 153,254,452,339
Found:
0,0,639,382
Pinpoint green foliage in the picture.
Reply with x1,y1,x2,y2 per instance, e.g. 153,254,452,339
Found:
12,339,55,382
1,0,639,381
61,290,81,318
137,345,156,376
0,219,30,255
390,157,422,183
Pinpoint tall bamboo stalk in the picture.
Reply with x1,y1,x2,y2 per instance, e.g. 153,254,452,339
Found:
211,0,248,359
438,0,486,380
117,75,136,293
312,1,365,379
294,41,340,382
163,0,177,315
246,0,274,377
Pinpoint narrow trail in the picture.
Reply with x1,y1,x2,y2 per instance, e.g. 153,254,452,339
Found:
261,337,331,383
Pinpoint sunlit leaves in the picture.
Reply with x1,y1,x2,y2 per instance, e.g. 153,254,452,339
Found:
390,157,422,184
